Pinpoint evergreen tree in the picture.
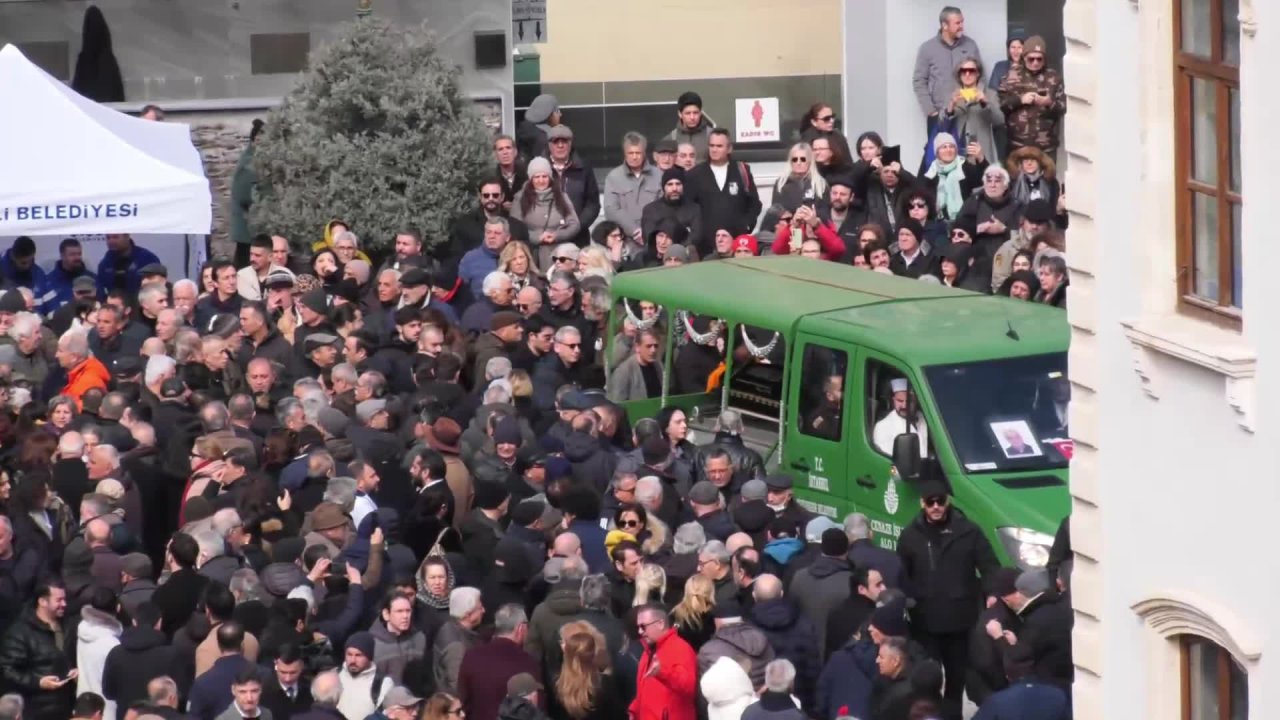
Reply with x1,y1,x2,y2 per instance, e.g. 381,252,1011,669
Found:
251,18,491,256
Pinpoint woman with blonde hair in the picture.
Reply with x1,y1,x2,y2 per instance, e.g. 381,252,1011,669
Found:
499,240,544,292
633,564,667,607
507,369,536,422
576,245,616,282
554,622,624,720
765,142,828,231
420,692,462,720
671,573,717,650
179,436,226,524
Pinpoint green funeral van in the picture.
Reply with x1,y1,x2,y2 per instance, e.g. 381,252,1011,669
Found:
605,257,1071,570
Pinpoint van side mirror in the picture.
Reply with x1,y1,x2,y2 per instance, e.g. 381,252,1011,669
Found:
893,433,921,480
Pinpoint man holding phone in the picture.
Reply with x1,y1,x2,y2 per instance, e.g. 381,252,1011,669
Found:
998,35,1067,157
0,581,77,719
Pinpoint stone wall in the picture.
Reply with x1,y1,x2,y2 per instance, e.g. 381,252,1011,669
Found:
175,109,268,259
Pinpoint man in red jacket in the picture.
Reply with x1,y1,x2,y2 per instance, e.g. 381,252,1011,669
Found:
631,604,697,720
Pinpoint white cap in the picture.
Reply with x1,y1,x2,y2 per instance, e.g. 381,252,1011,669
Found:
890,378,909,394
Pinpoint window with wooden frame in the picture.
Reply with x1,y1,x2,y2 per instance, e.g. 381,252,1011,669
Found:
1180,635,1248,720
1174,0,1242,317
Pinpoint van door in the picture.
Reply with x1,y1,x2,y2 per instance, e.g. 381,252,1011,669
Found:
848,350,935,549
783,335,851,516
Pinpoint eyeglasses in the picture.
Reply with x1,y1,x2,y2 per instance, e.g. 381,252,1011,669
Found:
983,175,1004,182
696,558,718,568
619,519,642,528
789,157,807,163
1025,56,1045,64
515,303,530,311
637,618,663,631
923,496,948,508
550,138,571,144
908,201,928,209
553,256,575,263
959,67,979,75
561,342,581,349
480,192,503,199
818,114,836,122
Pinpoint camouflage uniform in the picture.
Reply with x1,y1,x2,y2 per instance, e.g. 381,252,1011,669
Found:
998,64,1067,156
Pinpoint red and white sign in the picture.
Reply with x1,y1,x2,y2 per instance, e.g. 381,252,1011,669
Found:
735,97,780,143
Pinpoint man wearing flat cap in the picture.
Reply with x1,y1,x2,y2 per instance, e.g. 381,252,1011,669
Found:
873,377,929,457
472,310,524,384
545,123,600,246
764,474,813,531
300,332,341,379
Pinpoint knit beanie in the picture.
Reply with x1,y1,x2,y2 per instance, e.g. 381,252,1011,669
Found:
527,157,552,178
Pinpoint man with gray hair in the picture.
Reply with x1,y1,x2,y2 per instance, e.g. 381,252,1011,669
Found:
741,659,804,720
55,329,108,404
4,311,47,387
525,554,587,666
843,512,905,590
460,269,516,335
456,603,538,720
604,131,663,242
433,587,485,694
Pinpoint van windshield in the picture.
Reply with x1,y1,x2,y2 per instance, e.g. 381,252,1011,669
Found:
923,353,1071,472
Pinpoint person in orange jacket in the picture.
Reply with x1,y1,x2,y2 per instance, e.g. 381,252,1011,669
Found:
631,604,698,720
55,330,109,409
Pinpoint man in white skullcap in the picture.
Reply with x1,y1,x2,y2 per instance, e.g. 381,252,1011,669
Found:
872,377,929,456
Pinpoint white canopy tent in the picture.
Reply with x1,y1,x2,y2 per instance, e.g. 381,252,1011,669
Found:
0,44,209,276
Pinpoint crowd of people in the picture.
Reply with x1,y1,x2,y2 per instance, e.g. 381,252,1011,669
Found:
0,5,1073,720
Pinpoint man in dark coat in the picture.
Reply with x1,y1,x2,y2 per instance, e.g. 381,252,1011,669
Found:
998,570,1074,694
151,533,210,637
971,640,1070,720
640,167,704,251
682,129,762,256
102,601,192,712
748,574,820,713
845,513,908,591
0,581,75,719
895,479,1000,720
186,622,254,720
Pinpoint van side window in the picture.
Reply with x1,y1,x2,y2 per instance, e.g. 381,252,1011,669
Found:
797,344,848,441
865,359,930,458
670,309,725,395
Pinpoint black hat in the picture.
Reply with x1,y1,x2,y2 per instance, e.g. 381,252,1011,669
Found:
332,278,361,304
950,214,978,241
0,291,24,314
764,474,793,491
828,173,857,191
1024,199,1054,224
510,499,545,527
474,480,510,510
160,377,186,399
870,604,909,637
677,91,703,110
654,138,678,154
345,631,376,658
896,219,926,244
917,478,951,500
494,416,522,446
433,264,460,291
987,566,1022,597
111,356,143,379
11,236,35,258
264,269,296,289
820,528,850,557
299,287,328,315
401,267,431,288
661,167,685,187
139,262,168,278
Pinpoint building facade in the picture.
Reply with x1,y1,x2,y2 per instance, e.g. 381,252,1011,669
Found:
1064,0,1266,717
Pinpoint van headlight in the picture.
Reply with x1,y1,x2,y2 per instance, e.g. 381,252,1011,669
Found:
997,527,1054,570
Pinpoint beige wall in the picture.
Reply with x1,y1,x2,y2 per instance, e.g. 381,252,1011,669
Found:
537,0,843,82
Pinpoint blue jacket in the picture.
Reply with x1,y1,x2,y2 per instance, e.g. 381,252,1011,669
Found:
187,653,253,720
457,246,499,302
816,637,878,720
972,679,1071,720
96,242,162,298
0,249,46,292
36,262,95,316
568,518,610,574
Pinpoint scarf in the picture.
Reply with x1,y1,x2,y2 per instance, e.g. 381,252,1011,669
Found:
1012,171,1044,206
926,156,966,220
416,557,456,610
